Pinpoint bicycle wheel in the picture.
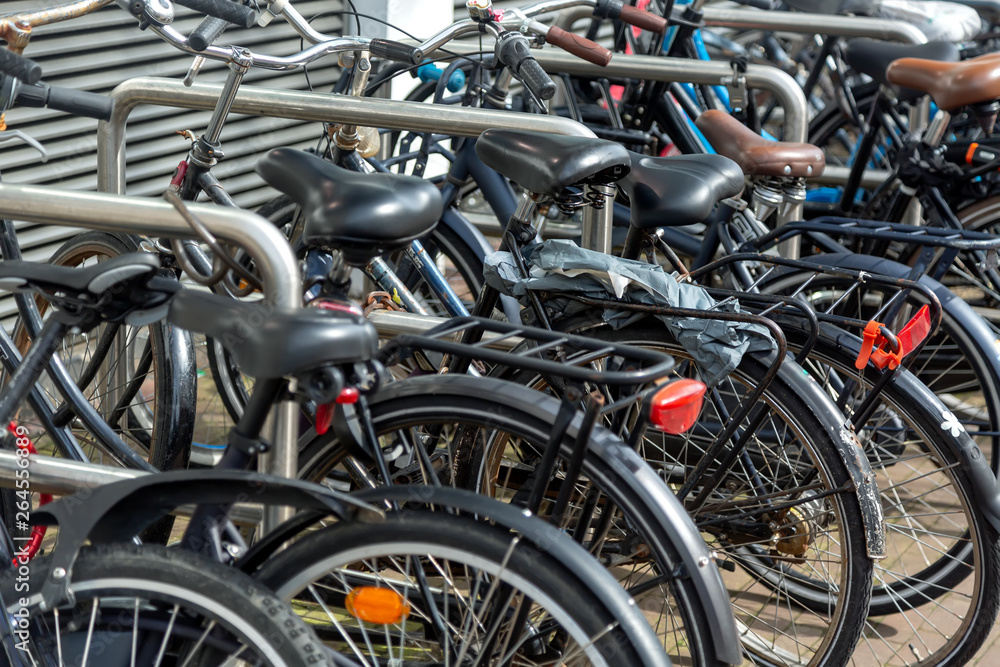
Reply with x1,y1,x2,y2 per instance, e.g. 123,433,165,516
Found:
762,253,1000,471
778,322,1000,667
253,508,659,666
296,374,725,667
9,231,195,470
0,544,329,666
559,321,873,667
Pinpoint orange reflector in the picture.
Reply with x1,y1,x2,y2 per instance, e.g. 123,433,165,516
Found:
649,379,706,434
345,587,411,625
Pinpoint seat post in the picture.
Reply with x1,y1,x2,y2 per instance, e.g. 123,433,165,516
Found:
921,109,952,148
580,183,615,254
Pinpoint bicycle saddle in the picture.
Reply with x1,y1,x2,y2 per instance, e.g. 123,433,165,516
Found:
0,253,160,297
695,110,825,179
475,129,630,198
621,153,744,229
255,148,443,265
845,39,960,101
168,290,378,380
887,53,1000,111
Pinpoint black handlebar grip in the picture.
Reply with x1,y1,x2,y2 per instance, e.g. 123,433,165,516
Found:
518,57,556,101
15,83,115,121
189,15,230,51
370,39,423,65
0,50,42,85
173,0,256,28
495,32,556,101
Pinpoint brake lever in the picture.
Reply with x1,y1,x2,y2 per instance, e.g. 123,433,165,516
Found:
0,130,48,162
0,76,48,161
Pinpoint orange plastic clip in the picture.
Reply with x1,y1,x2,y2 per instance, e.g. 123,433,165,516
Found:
855,305,932,371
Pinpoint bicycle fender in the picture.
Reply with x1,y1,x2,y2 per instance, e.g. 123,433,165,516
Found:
28,470,383,611
581,439,743,666
768,348,889,560
350,485,672,667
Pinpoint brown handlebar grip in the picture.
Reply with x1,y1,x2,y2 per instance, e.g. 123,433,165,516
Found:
546,26,613,67
619,4,669,33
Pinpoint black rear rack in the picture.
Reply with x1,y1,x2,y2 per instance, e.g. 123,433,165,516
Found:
379,315,676,386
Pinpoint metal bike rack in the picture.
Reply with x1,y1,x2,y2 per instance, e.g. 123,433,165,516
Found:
549,6,917,193
96,77,596,195
699,7,927,45
0,181,299,532
0,450,263,525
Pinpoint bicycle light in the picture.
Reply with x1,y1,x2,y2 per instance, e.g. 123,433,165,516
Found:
345,587,411,625
648,379,707,435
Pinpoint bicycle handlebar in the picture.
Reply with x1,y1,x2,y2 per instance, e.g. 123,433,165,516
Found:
14,81,115,121
0,50,42,85
495,31,557,100
546,25,611,66
173,0,256,27
0,52,113,120
189,15,230,51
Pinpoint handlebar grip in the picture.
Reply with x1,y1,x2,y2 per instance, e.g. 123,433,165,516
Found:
618,5,669,33
173,0,256,28
0,50,42,85
370,38,423,65
189,15,230,51
495,31,556,101
546,26,612,67
15,83,114,121
519,57,557,101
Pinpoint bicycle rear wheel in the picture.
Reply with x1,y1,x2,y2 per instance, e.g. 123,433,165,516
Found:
253,508,661,666
296,374,726,667
9,231,195,470
561,321,874,667
0,544,328,666
776,321,1000,667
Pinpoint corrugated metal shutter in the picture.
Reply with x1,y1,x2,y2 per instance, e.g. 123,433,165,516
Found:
0,0,343,319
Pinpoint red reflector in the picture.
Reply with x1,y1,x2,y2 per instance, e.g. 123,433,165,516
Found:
315,402,335,435
336,387,360,404
649,379,706,434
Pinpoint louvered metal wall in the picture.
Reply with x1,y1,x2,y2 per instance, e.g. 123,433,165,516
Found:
0,0,343,318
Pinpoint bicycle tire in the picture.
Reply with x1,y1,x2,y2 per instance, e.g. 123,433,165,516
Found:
775,321,1000,667
555,321,874,667
9,231,195,470
0,543,330,666
765,252,1000,472
296,373,726,667
253,508,660,666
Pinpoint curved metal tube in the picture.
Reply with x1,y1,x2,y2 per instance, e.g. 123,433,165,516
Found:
701,8,928,44
97,76,596,194
525,48,808,142
0,182,299,308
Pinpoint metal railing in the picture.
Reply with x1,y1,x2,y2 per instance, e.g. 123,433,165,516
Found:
0,182,299,532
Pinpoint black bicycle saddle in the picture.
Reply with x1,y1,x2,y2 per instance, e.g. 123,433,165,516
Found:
475,129,630,198
845,39,960,101
621,153,745,229
0,253,160,297
256,148,443,265
168,289,378,379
